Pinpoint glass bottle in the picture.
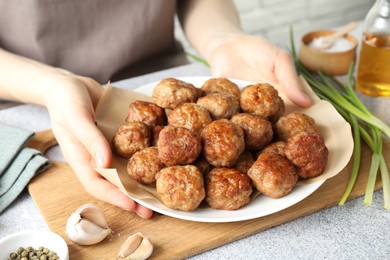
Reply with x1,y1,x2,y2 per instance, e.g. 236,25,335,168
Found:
356,0,390,96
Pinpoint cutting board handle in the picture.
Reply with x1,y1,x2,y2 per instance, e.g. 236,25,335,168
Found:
26,129,58,154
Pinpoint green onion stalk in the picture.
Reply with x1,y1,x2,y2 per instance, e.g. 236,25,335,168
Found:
289,27,390,209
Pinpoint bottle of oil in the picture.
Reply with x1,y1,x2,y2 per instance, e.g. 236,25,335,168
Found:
356,0,390,96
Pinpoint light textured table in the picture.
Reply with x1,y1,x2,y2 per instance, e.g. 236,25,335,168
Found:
1,25,390,259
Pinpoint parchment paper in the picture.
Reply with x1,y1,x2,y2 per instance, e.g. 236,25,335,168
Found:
94,77,354,206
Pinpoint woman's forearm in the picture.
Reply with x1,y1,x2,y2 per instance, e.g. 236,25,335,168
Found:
177,0,243,61
0,48,71,105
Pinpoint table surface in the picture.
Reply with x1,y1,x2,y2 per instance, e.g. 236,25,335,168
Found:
1,24,390,260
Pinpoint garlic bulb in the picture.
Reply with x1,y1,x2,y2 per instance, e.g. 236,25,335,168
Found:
66,203,111,245
118,232,153,260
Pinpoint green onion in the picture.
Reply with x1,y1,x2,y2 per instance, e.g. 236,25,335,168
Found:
338,115,361,205
289,27,390,209
185,51,210,67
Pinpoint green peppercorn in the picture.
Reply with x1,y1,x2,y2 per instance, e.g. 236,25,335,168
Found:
8,245,59,260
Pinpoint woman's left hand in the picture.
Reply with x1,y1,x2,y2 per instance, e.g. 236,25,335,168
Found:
206,33,312,108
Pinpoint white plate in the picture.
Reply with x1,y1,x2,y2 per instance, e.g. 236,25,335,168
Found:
0,230,69,260
99,76,353,223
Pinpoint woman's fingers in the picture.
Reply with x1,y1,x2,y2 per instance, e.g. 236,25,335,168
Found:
84,173,154,219
274,51,313,108
67,109,112,168
54,124,153,218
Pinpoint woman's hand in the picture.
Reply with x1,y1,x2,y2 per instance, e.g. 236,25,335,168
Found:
0,49,152,218
42,73,153,219
206,33,312,108
178,0,311,108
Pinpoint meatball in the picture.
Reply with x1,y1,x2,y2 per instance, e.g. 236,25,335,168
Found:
193,155,212,176
205,168,252,210
127,147,163,185
126,100,167,128
151,125,164,147
240,83,282,120
231,113,273,150
157,125,201,166
201,119,245,167
261,141,286,156
168,103,212,136
233,151,255,174
247,152,298,198
284,132,329,179
152,78,200,109
201,77,241,100
111,121,150,158
275,112,318,141
197,93,240,120
156,165,205,211
269,96,286,123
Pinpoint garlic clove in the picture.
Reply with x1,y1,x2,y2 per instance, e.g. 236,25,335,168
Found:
117,232,153,260
71,218,111,245
118,232,143,258
66,203,111,245
76,203,109,229
128,235,153,260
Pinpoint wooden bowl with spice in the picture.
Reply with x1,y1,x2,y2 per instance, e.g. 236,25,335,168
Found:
298,30,358,75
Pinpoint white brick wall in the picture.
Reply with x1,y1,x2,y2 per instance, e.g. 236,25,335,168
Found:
176,0,375,59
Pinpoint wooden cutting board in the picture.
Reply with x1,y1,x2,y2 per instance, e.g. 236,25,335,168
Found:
27,130,389,260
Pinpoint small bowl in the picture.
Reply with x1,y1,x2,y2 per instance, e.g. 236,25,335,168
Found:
298,30,358,75
0,230,69,260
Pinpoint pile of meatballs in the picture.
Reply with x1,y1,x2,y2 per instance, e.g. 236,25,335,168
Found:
111,77,329,212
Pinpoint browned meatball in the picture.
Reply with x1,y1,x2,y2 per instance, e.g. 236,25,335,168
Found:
127,147,163,185
197,93,240,120
201,119,245,167
193,155,212,176
231,113,273,150
247,152,298,198
269,96,286,123
261,141,286,156
151,125,164,147
275,112,318,141
201,77,241,100
157,125,201,166
205,168,252,210
156,165,205,211
284,132,329,179
233,151,255,174
126,100,167,127
240,83,282,120
111,121,150,158
152,78,200,109
168,103,212,136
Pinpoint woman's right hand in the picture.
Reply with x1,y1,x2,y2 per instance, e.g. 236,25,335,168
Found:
39,72,153,219
0,49,152,217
